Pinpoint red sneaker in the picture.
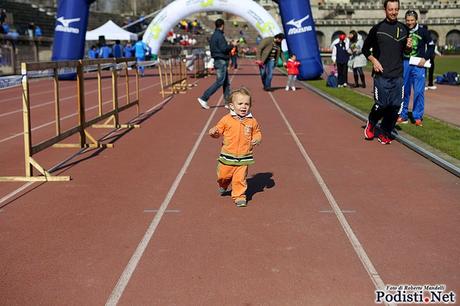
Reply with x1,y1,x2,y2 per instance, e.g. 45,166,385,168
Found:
415,119,423,127
396,117,408,124
378,134,392,144
364,121,375,140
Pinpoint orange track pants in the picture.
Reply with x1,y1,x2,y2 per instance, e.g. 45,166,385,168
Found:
216,163,248,202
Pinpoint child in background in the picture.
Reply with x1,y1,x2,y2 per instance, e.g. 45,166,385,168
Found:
285,53,300,91
208,87,262,207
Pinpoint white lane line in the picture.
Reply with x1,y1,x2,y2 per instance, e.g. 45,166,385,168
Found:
268,92,393,305
0,78,141,118
0,95,175,208
0,81,161,144
105,81,228,306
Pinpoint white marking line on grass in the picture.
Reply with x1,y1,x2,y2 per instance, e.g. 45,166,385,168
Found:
0,81,161,144
268,92,394,306
0,95,174,208
105,80,229,306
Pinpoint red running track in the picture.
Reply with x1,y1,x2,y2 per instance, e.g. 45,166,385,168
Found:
0,60,459,305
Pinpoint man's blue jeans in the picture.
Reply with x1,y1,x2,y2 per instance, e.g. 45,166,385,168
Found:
201,59,230,103
259,58,275,89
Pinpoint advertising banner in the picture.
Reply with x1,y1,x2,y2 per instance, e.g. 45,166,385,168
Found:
278,0,323,80
51,0,95,78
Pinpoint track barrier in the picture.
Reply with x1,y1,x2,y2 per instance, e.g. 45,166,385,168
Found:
0,58,140,182
158,56,188,98
191,54,207,79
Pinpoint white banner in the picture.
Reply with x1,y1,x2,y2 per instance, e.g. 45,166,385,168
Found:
143,0,282,55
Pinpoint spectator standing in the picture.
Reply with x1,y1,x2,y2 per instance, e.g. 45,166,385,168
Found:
34,25,42,38
425,40,441,90
27,22,36,38
208,87,262,208
98,43,112,58
0,9,7,25
197,19,234,109
362,0,411,144
331,34,350,87
255,33,285,91
124,42,134,58
348,30,367,88
112,40,123,58
284,53,300,91
88,45,98,59
230,41,238,70
134,37,150,76
397,10,434,127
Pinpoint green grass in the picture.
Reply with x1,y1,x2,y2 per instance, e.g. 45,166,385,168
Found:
363,55,460,75
433,55,460,75
306,79,460,161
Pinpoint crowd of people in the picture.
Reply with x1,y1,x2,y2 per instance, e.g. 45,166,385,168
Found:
0,8,42,39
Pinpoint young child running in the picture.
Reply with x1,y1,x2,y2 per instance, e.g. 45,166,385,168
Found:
285,53,300,91
208,87,262,207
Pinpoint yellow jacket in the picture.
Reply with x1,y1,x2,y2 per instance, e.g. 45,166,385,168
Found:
213,112,262,165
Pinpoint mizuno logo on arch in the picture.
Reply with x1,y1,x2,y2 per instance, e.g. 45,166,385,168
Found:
286,15,312,35
55,16,80,34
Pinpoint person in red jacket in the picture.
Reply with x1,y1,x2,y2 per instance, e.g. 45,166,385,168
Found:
284,53,301,91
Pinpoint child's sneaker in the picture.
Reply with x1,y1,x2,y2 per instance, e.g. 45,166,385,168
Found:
218,187,227,196
285,86,289,91
415,119,423,127
235,199,247,207
291,87,296,91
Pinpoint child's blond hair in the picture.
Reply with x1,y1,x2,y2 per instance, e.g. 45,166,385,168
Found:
228,87,252,106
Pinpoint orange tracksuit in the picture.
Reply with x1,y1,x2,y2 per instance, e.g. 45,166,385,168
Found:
212,112,262,203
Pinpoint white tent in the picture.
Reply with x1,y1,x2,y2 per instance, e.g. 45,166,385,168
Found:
86,20,138,41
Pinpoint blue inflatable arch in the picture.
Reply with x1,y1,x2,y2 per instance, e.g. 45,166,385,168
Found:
52,0,322,80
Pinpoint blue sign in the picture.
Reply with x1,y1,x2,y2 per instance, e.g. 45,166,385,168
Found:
278,0,323,80
51,0,95,79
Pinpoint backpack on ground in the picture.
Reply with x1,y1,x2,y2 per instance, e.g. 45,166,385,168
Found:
326,73,338,88
436,71,459,85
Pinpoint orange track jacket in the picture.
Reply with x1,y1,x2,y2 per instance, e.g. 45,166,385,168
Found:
214,113,262,166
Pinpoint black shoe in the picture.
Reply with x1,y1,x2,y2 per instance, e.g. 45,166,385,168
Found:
263,87,271,91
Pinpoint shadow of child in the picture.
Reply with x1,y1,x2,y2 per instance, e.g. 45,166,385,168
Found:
246,172,275,202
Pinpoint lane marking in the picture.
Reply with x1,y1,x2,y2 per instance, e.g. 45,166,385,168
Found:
0,78,146,118
0,81,161,144
0,95,174,207
268,91,393,305
143,209,181,213
105,77,231,306
319,210,356,214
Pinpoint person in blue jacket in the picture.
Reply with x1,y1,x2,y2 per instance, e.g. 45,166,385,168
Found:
112,40,123,58
124,42,134,58
88,45,98,59
99,43,112,58
197,19,235,109
134,37,150,76
397,10,435,127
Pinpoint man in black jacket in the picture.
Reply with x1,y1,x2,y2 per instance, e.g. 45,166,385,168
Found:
362,0,411,144
197,19,234,109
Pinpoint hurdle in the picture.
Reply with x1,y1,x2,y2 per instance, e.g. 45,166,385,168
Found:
158,56,188,98
0,58,140,182
192,53,207,79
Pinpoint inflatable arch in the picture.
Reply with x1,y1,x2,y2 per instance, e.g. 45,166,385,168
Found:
51,0,323,79
143,0,282,56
